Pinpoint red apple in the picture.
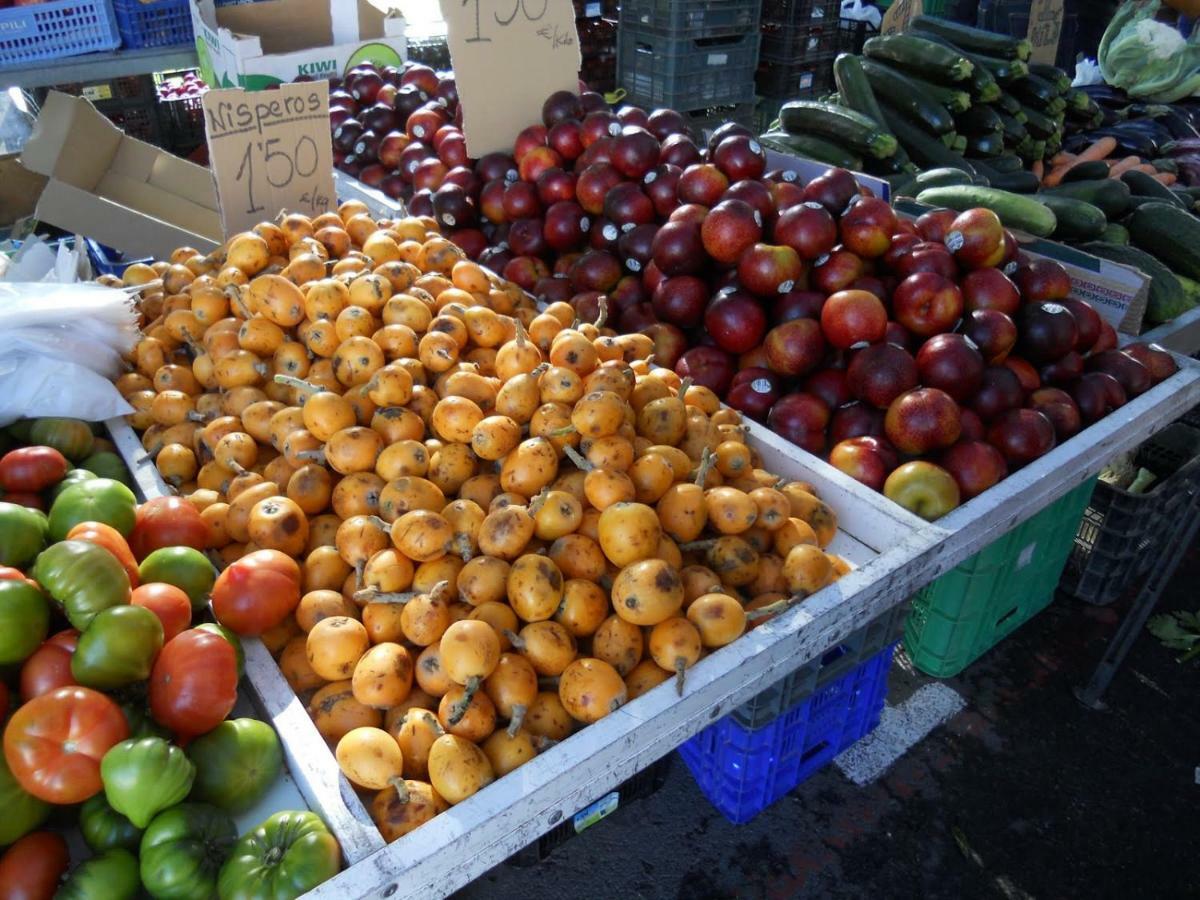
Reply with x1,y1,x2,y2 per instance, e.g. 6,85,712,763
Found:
1055,297,1102,353
677,164,729,207
885,388,962,455
1013,258,1071,302
961,268,1021,315
705,290,768,354
916,333,985,402
1018,301,1078,364
915,208,958,243
764,319,826,377
940,440,1008,499
768,392,830,455
576,163,623,216
676,346,735,395
727,369,783,420
775,290,825,324
1003,356,1040,394
959,408,985,441
803,368,851,411
1071,371,1126,423
840,197,897,258
945,208,1005,269
1086,350,1152,398
846,343,919,409
830,436,900,491
961,309,1017,364
738,244,803,297
892,272,964,338
830,402,886,443
812,249,865,294
1039,350,1084,386
892,242,958,281
712,135,767,182
651,219,705,277
652,275,708,328
1123,342,1178,384
802,168,858,215
701,199,762,265
883,461,961,519
642,322,688,370
820,290,888,349
987,408,1056,468
1029,387,1082,440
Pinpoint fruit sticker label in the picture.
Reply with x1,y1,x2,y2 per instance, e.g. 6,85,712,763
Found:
201,81,337,236
440,0,582,157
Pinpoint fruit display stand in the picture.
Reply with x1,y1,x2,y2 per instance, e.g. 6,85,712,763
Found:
1139,306,1200,356
332,170,406,221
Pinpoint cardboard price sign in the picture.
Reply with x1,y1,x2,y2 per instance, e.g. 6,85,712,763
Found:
440,0,581,156
881,0,923,35
201,81,336,236
1027,0,1064,65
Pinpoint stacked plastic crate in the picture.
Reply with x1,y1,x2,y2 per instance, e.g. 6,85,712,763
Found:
755,0,840,132
617,0,762,131
575,0,618,92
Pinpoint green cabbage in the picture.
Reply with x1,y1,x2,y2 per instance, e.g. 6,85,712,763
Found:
1100,0,1200,101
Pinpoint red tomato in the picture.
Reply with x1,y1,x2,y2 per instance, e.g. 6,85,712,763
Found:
19,631,79,701
0,831,70,900
149,629,238,740
128,496,209,561
0,566,36,587
211,549,301,636
3,686,129,804
2,492,44,510
65,521,140,588
0,447,69,493
131,582,192,642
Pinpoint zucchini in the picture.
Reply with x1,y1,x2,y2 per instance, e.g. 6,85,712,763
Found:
987,155,1024,174
1060,160,1111,182
778,101,898,160
986,170,1042,193
955,105,1004,137
909,15,1031,61
758,132,863,170
995,110,1028,144
1030,63,1072,93
1127,201,1200,280
974,54,1030,84
951,134,968,153
1019,104,1057,139
885,172,919,197
1042,179,1131,219
834,54,887,129
863,34,975,83
860,60,956,135
965,132,1004,156
1101,222,1130,244
914,167,975,190
1080,240,1191,326
1038,196,1108,241
994,91,1023,117
915,185,1057,237
878,104,977,176
941,130,958,148
1010,74,1060,108
917,80,972,115
1120,169,1188,209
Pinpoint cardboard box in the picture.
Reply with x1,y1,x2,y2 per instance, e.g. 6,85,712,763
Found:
21,93,222,261
0,154,48,229
191,0,409,89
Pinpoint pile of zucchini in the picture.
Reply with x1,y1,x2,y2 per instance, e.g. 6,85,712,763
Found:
760,18,1101,190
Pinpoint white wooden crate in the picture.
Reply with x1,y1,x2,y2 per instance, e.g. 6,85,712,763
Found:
333,169,406,219
1138,305,1200,356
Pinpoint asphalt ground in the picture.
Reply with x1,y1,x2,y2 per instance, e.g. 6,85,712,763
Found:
458,541,1200,900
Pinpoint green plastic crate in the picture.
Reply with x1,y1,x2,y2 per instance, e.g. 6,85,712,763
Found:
875,0,950,14
903,477,1097,678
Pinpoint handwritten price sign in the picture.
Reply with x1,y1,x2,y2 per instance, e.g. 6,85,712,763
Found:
202,82,336,237
1026,0,1064,65
441,0,582,156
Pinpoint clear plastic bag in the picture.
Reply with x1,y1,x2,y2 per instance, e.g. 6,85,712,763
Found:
0,282,139,426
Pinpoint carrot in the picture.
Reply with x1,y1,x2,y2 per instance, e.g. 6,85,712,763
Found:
1109,155,1142,177
1153,172,1178,186
1032,159,1044,181
1050,151,1076,167
1130,163,1158,175
1076,136,1118,163
1043,160,1077,187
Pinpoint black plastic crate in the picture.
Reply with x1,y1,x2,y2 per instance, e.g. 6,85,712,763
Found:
755,51,836,102
761,19,838,60
158,94,206,156
506,755,672,866
1060,420,1200,606
620,0,762,39
407,37,451,71
838,14,878,53
618,25,760,110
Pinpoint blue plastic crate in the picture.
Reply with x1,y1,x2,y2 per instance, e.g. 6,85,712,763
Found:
86,239,152,278
0,0,120,69
680,642,895,824
112,0,192,49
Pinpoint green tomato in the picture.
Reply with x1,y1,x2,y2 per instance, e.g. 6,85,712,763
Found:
0,747,50,846
188,719,282,813
78,450,132,487
101,737,196,829
217,811,340,900
57,848,140,900
29,417,95,462
47,478,137,542
48,467,97,503
195,622,245,680
72,604,164,689
140,802,238,900
32,539,130,630
0,501,47,568
0,579,49,665
80,793,144,853
139,547,218,612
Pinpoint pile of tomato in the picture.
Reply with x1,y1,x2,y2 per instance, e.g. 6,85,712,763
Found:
0,421,341,900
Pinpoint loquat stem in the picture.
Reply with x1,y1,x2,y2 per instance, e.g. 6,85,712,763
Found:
693,447,715,487
675,658,687,696
746,591,809,622
562,444,594,472
679,539,717,552
430,580,453,604
594,295,609,330
446,675,480,726
515,318,528,349
353,588,419,605
274,374,324,395
502,629,525,651
389,775,410,804
677,376,693,399
506,704,527,738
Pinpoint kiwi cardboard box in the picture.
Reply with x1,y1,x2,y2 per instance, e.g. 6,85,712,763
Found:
191,0,409,90
894,198,1148,336
21,93,222,261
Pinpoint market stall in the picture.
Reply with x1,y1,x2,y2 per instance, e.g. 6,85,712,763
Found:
2,1,1200,898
